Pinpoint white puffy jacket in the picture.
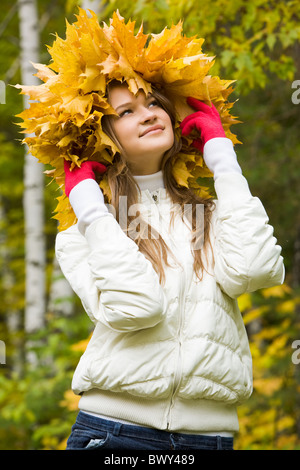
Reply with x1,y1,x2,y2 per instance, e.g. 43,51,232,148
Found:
55,171,284,433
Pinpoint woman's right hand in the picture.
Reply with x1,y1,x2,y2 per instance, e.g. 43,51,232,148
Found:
180,98,242,180
64,160,109,234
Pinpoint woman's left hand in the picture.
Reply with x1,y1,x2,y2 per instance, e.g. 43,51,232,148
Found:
180,97,226,153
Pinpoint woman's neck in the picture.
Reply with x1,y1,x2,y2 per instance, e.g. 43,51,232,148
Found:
133,170,165,192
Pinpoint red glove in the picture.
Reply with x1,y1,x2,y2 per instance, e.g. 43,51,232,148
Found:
64,160,107,197
180,97,226,153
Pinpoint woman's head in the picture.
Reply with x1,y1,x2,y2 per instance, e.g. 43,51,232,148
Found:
102,81,179,175
101,82,214,284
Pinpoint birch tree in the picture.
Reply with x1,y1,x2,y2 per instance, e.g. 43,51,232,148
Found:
18,0,45,335
48,255,74,317
81,0,103,16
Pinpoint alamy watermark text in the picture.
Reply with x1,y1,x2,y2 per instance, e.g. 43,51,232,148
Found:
291,80,300,104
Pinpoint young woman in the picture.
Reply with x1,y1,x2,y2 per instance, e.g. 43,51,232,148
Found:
56,81,284,450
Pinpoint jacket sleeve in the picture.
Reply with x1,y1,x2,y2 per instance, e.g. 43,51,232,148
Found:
211,173,285,299
55,214,166,332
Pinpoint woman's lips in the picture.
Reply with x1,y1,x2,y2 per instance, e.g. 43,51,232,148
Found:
140,125,164,137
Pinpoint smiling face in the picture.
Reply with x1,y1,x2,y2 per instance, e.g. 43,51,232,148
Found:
107,83,175,175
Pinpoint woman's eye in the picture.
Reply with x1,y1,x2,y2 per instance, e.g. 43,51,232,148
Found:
148,100,159,108
119,109,132,117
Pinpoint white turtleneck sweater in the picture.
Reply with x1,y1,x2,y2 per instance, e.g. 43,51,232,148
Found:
134,170,165,192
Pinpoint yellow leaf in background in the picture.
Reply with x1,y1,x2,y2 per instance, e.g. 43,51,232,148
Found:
276,434,298,450
70,338,88,352
250,411,276,441
266,334,289,357
238,293,252,313
253,318,291,341
59,389,80,411
243,306,269,325
57,437,68,451
262,284,292,298
70,333,92,352
253,377,283,396
276,297,300,314
277,416,295,433
249,341,261,359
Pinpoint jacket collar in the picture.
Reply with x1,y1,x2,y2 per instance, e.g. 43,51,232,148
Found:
133,170,165,192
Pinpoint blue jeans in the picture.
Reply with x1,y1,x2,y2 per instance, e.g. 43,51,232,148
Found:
66,411,234,450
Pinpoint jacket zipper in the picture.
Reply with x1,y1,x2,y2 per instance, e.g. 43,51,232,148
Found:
150,190,186,429
166,267,186,429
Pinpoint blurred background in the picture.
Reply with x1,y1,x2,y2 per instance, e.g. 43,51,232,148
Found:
0,0,299,450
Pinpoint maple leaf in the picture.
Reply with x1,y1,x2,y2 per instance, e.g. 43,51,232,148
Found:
15,7,241,231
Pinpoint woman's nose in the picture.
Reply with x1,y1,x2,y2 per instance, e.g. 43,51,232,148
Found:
140,106,156,123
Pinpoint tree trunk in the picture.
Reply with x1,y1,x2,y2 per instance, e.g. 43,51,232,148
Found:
48,255,74,317
18,0,46,338
82,0,103,16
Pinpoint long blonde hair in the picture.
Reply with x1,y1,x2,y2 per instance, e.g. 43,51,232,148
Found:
102,83,215,284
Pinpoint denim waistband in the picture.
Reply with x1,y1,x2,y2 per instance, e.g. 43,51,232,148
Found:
76,411,234,449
